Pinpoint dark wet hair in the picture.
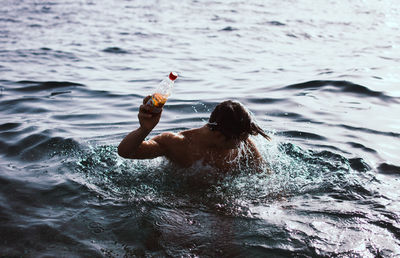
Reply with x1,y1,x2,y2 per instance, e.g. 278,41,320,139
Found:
207,100,271,141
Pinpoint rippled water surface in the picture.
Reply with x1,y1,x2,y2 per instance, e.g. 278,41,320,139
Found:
1,0,400,257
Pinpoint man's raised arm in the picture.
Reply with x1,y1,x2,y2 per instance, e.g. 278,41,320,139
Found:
118,96,166,159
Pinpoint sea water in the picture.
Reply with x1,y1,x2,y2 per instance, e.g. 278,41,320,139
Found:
1,0,400,256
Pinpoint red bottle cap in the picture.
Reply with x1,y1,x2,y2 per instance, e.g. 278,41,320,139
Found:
169,72,178,81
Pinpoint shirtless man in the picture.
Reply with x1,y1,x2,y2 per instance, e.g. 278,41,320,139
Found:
118,96,271,173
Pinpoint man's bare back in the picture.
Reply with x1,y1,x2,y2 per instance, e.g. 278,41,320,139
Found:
118,96,270,173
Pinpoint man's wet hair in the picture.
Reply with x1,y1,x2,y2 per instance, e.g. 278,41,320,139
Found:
207,100,271,141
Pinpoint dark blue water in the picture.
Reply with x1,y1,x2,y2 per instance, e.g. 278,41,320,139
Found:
1,0,400,257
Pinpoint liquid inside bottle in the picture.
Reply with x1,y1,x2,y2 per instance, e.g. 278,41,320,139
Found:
147,72,178,109
150,92,168,108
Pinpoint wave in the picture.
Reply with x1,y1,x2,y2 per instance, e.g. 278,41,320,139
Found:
15,80,84,92
220,26,239,31
0,48,81,62
282,80,398,102
102,47,130,54
0,170,102,257
339,124,400,138
279,130,327,140
0,126,80,161
4,80,133,100
0,122,20,131
265,21,286,26
378,163,400,175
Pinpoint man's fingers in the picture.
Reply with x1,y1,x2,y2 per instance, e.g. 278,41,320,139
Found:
139,112,152,118
140,104,163,114
139,104,163,117
143,95,151,104
140,104,150,112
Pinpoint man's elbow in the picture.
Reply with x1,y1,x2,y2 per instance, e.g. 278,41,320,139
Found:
117,145,132,159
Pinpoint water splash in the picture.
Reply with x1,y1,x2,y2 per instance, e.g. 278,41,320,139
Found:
219,134,371,205
70,136,369,217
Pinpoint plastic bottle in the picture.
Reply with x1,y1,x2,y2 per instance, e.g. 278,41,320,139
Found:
146,72,178,109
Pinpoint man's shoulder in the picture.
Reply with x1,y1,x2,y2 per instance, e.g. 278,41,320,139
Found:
152,132,185,145
154,131,182,139
152,127,204,147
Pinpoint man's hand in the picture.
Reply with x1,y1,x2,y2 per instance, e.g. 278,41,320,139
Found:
138,96,163,131
118,95,164,159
